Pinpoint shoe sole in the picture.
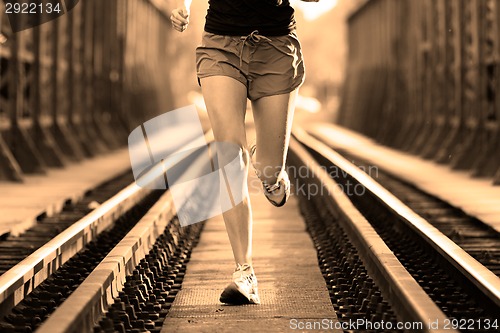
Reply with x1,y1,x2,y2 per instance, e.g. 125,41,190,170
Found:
220,282,260,305
265,186,290,207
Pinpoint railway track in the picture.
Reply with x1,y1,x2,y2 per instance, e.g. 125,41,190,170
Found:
0,134,212,332
331,149,500,277
291,127,499,332
1,127,498,332
35,139,217,333
0,171,162,331
39,191,203,333
0,172,135,276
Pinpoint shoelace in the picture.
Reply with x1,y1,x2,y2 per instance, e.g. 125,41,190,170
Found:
235,263,252,274
263,180,284,193
234,263,255,284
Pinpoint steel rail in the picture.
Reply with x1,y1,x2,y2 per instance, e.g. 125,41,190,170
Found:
0,179,152,315
0,127,214,316
38,191,176,333
289,134,454,332
38,134,216,333
294,126,500,308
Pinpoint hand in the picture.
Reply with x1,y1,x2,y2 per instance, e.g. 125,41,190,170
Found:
171,7,190,32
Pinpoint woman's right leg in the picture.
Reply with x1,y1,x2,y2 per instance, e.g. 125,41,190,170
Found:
199,76,252,267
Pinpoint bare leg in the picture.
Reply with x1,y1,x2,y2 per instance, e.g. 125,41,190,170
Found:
251,90,298,184
200,76,252,266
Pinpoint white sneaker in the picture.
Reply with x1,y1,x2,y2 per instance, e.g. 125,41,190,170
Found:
220,264,261,305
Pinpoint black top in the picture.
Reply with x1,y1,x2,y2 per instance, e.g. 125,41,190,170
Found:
204,0,296,36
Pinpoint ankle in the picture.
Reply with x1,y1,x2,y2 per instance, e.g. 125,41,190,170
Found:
237,263,251,270
262,177,279,187
236,261,252,268
255,169,278,185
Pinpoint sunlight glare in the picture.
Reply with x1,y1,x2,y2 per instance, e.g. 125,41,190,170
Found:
291,0,338,21
296,95,322,113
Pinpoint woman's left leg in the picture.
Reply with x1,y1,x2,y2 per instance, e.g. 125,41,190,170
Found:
251,90,298,197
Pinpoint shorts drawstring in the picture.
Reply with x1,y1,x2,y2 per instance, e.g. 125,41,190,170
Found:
239,30,272,69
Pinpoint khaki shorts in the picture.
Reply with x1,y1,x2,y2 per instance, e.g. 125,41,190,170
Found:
196,30,305,101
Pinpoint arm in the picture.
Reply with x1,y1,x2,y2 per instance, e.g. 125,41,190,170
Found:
170,0,192,33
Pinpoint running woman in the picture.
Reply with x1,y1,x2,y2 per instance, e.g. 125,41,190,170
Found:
170,0,318,305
